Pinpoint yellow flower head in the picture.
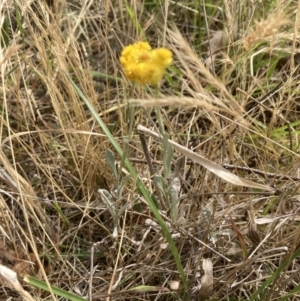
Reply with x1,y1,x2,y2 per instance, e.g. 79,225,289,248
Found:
120,41,173,86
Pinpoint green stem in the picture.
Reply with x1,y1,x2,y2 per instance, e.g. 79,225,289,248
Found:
155,106,165,135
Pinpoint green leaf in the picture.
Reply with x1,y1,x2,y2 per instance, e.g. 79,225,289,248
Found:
163,133,173,178
1,17,9,47
123,0,143,34
105,149,118,179
169,176,180,222
24,276,87,301
14,2,24,36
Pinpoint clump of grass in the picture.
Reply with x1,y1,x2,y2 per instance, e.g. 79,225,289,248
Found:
243,16,291,50
0,1,300,301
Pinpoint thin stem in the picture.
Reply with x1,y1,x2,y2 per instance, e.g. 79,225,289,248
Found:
153,86,165,135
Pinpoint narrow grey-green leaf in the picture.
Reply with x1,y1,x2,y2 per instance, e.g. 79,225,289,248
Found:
98,189,115,216
105,149,118,179
153,174,168,201
169,177,181,222
163,133,173,178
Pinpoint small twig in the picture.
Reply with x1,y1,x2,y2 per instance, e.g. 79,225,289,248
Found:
129,157,163,165
253,81,283,104
287,120,293,152
0,64,19,82
138,132,156,176
190,190,281,197
89,244,94,301
223,164,300,182
138,131,165,205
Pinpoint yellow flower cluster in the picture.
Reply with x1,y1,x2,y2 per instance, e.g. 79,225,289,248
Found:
120,41,172,86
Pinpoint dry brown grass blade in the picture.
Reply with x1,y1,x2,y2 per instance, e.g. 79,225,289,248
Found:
0,43,20,68
93,286,169,300
198,258,213,300
243,16,291,50
230,215,247,260
0,149,55,239
128,96,236,115
137,125,275,192
0,264,35,301
205,31,227,71
167,25,244,115
248,201,261,247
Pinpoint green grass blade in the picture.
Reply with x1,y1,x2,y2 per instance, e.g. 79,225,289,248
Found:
24,276,87,301
123,0,143,34
1,17,9,47
278,285,300,301
249,248,300,301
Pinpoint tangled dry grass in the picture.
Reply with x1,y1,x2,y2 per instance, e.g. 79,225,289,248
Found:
0,0,300,300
